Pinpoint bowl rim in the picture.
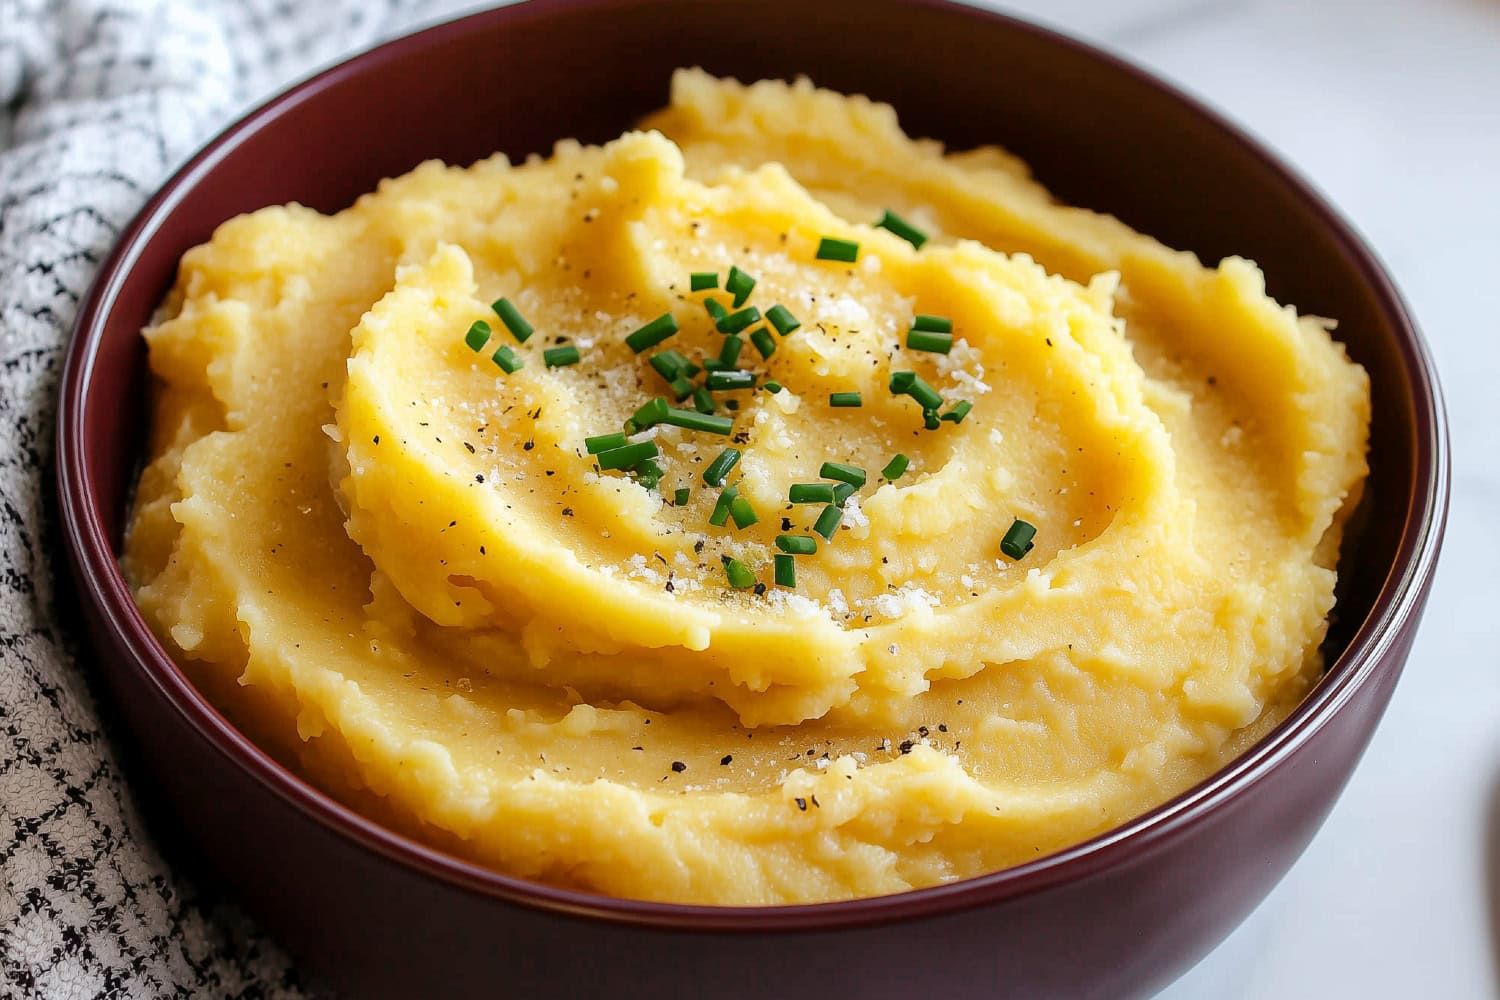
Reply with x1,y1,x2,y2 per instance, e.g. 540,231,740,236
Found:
55,0,1449,933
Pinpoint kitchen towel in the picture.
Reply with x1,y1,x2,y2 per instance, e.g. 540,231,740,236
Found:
0,2,476,995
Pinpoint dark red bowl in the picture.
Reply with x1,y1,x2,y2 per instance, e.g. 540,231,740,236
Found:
55,1,1448,997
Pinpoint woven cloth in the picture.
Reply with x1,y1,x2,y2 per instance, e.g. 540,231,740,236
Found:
0,2,479,995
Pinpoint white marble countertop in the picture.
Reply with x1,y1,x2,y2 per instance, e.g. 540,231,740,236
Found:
978,0,1499,996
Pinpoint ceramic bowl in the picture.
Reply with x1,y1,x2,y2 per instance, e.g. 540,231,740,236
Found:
55,1,1448,996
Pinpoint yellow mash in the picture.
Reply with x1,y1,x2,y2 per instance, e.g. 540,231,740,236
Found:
124,71,1369,904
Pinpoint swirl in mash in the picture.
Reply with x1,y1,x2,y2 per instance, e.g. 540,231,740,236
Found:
125,70,1369,904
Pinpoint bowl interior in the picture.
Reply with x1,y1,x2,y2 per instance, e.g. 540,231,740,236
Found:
68,0,1435,911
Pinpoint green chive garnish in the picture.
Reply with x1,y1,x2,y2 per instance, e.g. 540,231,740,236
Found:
626,313,679,353
829,391,862,407
941,400,973,423
709,486,738,527
1000,518,1037,561
889,371,916,393
789,483,837,504
905,374,944,410
705,297,728,321
650,350,688,382
636,459,663,490
882,454,909,480
719,336,744,368
674,487,691,505
724,557,755,589
729,495,758,529
585,432,629,454
906,328,953,354
832,482,857,506
702,359,729,371
717,306,761,335
464,320,492,352
764,381,783,394
630,396,671,429
703,447,741,487
663,407,733,435
491,344,523,373
749,327,776,360
668,376,696,401
690,272,719,291
923,408,942,430
875,209,928,249
706,369,755,391
816,237,859,262
692,387,716,414
813,504,843,541
774,554,795,588
596,440,659,471
766,305,801,336
912,314,952,333
726,266,756,307
544,345,581,367
776,534,817,555
820,462,866,488
492,298,534,342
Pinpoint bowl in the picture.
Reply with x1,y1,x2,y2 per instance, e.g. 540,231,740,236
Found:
54,1,1448,996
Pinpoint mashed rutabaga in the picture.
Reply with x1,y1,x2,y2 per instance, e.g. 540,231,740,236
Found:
124,70,1369,904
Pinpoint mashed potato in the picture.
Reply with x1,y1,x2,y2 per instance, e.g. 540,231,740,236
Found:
124,70,1369,904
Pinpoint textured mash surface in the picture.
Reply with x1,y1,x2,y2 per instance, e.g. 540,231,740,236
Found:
125,71,1369,904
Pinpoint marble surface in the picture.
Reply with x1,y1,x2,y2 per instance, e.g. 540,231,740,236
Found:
974,0,1498,996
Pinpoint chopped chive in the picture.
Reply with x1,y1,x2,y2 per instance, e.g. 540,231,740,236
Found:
692,386,716,414
909,376,944,410
724,557,755,589
674,487,691,505
906,328,953,354
729,495,758,529
716,306,761,335
820,462,867,488
702,359,730,371
703,447,741,487
832,481,857,506
719,335,744,368
491,344,523,374
889,371,916,393
749,327,776,359
816,237,859,262
596,440,659,471
704,297,728,321
789,483,837,504
912,314,952,334
829,391,862,407
464,320,492,351
881,453,910,480
626,313,679,353
726,266,756,307
813,504,843,540
690,271,719,291
709,486,739,527
635,459,663,490
668,376,696,401
766,304,801,336
774,554,796,588
941,400,974,423
649,350,688,381
585,432,629,454
544,345,581,367
631,396,671,429
763,380,783,394
924,408,942,430
706,369,755,391
875,209,928,249
663,407,734,435
1000,518,1037,561
492,298,534,342
680,359,702,378
775,534,817,555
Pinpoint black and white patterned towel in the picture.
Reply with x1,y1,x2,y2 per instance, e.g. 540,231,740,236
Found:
0,2,479,995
